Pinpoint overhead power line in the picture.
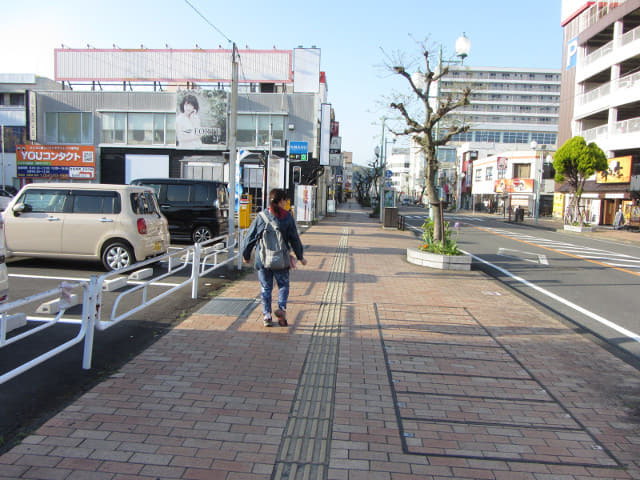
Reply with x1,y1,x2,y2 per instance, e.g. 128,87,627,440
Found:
183,0,233,46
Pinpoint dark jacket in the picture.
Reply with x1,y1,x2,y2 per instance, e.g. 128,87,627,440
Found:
242,208,304,270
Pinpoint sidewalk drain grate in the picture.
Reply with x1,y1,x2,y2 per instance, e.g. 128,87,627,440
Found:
197,298,258,317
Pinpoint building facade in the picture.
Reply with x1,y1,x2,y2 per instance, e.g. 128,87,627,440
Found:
559,0,640,226
6,47,337,217
407,65,561,208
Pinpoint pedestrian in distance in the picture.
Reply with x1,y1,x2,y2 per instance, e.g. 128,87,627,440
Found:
614,206,626,230
242,188,307,327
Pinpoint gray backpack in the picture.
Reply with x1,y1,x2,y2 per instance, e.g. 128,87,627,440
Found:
258,211,290,270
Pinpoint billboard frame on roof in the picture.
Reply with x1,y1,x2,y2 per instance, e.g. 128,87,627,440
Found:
54,48,294,83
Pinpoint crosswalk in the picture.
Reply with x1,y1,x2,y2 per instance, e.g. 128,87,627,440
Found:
480,226,640,272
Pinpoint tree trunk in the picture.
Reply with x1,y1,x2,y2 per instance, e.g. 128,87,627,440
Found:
425,181,442,242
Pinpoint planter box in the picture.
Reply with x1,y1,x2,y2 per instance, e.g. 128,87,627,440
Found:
564,225,596,233
406,247,472,271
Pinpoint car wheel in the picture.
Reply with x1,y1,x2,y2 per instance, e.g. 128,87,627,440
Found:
192,225,214,243
102,241,135,271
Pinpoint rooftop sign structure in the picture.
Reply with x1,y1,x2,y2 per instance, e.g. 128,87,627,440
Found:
54,48,294,83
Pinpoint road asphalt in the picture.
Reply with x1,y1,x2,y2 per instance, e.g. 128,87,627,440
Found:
1,200,639,480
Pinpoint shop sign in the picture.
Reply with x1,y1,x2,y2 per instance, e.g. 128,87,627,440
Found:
16,144,96,179
596,156,632,183
494,178,534,193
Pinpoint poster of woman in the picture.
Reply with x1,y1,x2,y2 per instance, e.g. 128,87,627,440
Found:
176,89,228,149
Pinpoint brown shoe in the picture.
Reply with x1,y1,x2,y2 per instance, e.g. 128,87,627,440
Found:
274,309,288,327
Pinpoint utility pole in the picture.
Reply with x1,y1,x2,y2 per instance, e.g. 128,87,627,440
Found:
228,43,238,242
378,117,386,222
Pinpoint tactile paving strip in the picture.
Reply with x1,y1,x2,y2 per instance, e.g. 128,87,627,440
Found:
272,229,348,480
375,304,622,468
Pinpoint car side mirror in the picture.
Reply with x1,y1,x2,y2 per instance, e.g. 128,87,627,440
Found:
12,203,31,216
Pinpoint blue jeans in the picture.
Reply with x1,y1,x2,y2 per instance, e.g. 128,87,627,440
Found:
258,268,290,317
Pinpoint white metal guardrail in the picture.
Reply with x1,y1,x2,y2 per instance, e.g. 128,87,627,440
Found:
0,229,246,384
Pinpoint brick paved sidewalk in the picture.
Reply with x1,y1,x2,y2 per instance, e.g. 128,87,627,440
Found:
1,200,639,480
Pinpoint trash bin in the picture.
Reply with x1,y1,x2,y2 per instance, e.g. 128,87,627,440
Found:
383,207,398,228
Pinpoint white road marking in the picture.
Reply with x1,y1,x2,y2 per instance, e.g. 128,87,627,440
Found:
463,249,640,345
483,227,640,271
497,248,549,265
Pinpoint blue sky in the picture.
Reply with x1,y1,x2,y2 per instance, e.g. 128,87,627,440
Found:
3,0,563,165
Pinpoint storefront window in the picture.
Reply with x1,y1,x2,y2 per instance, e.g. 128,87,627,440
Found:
45,112,57,143
101,112,126,144
165,115,176,145
128,113,153,145
153,114,165,144
58,112,82,144
238,115,256,146
45,112,93,144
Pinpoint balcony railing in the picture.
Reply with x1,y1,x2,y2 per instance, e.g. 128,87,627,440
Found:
581,116,640,141
582,24,640,67
621,24,640,46
576,70,640,106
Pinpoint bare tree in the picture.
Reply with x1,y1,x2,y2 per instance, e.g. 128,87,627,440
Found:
388,44,471,242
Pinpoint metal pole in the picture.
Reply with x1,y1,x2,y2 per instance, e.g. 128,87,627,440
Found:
535,150,541,223
378,117,386,222
228,44,238,243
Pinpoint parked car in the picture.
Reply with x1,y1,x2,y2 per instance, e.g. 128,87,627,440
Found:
2,183,170,271
130,178,229,243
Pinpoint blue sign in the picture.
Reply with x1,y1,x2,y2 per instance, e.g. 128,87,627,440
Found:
566,36,578,70
289,141,309,162
385,170,393,178
290,141,308,154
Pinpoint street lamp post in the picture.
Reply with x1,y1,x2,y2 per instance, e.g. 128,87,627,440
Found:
434,34,471,217
530,140,546,224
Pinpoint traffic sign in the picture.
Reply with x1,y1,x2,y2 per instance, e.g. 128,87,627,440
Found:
385,170,393,178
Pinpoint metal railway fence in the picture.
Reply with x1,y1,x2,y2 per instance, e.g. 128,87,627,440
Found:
0,229,246,385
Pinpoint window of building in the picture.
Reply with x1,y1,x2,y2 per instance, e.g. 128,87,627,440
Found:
452,131,473,142
475,168,482,181
503,132,529,143
238,114,286,148
530,132,557,144
485,166,493,181
513,163,531,178
101,112,175,145
45,112,93,144
475,131,501,143
9,93,25,106
128,113,153,145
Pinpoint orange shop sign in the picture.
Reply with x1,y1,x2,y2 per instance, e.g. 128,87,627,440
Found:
494,178,534,193
16,145,95,178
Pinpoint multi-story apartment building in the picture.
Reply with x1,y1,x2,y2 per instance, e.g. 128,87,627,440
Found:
444,66,561,152
408,66,561,208
559,0,640,226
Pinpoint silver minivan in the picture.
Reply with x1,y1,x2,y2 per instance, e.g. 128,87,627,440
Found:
3,183,170,271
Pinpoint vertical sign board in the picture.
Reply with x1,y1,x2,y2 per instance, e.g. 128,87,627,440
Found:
293,48,321,93
320,103,331,166
27,90,37,141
